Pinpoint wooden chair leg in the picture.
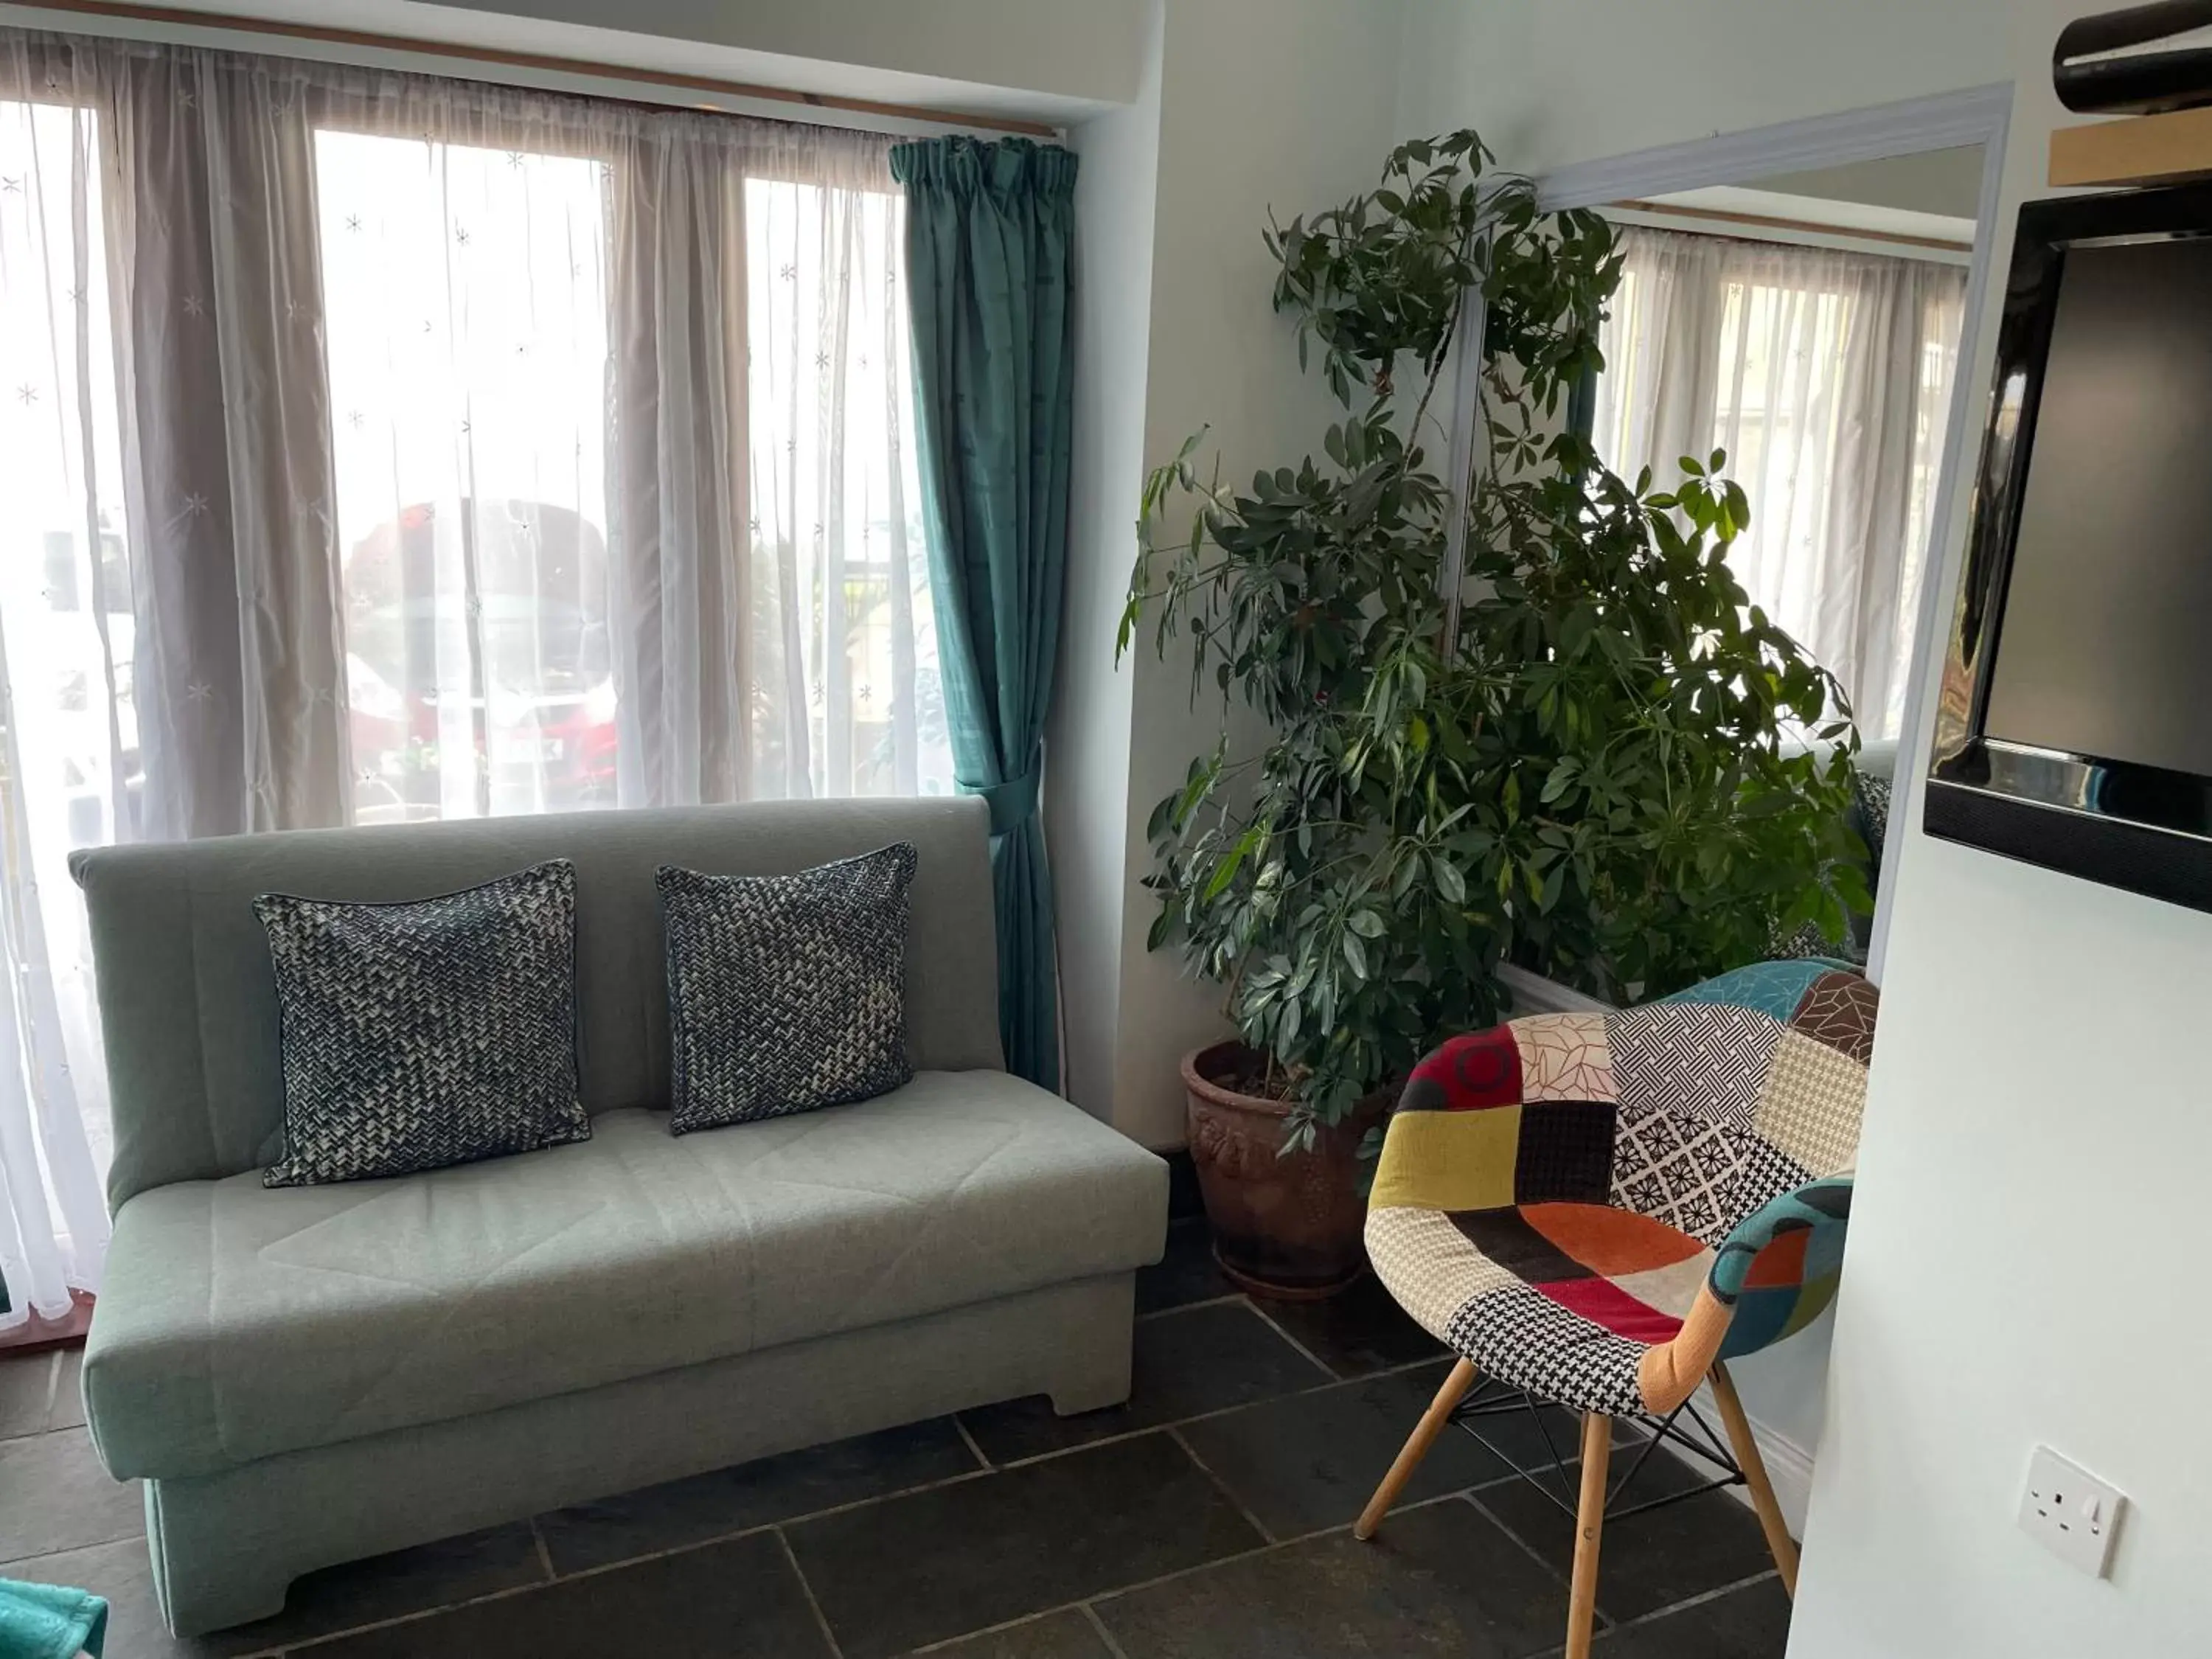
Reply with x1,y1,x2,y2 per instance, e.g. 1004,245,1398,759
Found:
1565,1411,1610,1659
1354,1357,1477,1540
1710,1361,1799,1597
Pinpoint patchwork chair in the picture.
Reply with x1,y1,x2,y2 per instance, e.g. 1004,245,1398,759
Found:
1354,959,1874,1659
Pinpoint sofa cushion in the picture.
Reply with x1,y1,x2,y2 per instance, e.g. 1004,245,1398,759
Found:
83,1072,1166,1481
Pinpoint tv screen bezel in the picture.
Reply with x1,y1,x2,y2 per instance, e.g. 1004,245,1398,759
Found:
1925,181,2212,914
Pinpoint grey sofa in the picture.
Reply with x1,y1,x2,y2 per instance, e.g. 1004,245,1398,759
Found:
70,799,1167,1636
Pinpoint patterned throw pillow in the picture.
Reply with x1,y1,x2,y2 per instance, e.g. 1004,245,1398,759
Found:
255,860,591,1187
658,844,917,1133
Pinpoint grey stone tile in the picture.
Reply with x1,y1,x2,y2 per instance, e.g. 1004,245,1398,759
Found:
785,1431,1263,1659
922,1607,1116,1658
1164,1152,1204,1221
537,1416,981,1575
959,1301,1332,1464
49,1347,86,1431
1596,1574,1790,1656
1177,1360,1511,1540
1135,1218,1234,1315
0,1536,260,1659
0,1427,142,1562
1475,1474,1776,1625
311,1531,831,1659
0,1351,56,1440
206,1523,546,1651
1093,1495,1575,1658
1446,1384,1649,1486
1249,1273,1442,1378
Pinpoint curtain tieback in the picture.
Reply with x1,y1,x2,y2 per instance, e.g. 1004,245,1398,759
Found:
962,768,1040,838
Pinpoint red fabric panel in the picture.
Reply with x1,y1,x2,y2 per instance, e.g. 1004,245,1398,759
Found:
1407,1027,1523,1110
1539,1275,1686,1344
1743,1225,1812,1290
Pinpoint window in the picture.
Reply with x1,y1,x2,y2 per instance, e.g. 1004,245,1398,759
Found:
0,89,122,1307
317,131,616,823
745,178,950,801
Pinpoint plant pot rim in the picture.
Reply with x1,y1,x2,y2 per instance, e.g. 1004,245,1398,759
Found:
1180,1040,1294,1119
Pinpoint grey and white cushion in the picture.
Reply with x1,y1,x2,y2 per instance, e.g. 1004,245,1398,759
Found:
658,844,917,1133
255,860,591,1187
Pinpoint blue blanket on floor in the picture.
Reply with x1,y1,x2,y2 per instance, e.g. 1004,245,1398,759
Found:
0,1580,105,1659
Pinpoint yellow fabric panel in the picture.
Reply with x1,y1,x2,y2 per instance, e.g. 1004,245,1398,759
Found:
1368,1105,1520,1213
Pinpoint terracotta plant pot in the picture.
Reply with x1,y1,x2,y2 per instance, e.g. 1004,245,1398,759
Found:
1181,1040,1382,1301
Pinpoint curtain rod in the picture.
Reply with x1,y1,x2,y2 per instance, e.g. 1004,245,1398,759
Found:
1612,198,1973,254
17,0,1063,137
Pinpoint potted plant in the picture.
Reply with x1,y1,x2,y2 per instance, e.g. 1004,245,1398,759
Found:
1123,131,1865,1298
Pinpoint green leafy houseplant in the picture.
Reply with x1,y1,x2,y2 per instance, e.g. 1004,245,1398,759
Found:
1121,131,1866,1153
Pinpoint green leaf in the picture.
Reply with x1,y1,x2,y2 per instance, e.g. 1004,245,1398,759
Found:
1342,931,1370,980
1431,855,1467,904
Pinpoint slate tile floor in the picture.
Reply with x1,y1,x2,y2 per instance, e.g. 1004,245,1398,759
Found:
0,1217,1792,1658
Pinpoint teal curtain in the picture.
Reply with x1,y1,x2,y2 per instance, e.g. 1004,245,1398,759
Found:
889,136,1076,1090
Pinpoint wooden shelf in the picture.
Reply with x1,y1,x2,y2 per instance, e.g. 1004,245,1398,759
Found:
2051,105,2212,189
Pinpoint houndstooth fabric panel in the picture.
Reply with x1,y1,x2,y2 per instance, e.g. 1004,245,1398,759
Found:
659,844,917,1133
256,861,589,1188
1753,1027,1868,1178
1444,1285,1648,1417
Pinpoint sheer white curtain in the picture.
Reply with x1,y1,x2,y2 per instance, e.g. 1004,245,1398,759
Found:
1593,225,1967,737
300,69,950,818
0,26,945,1311
0,62,116,1324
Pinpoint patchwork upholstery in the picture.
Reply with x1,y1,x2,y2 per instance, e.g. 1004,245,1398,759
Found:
85,1073,1164,1481
1368,960,1873,1416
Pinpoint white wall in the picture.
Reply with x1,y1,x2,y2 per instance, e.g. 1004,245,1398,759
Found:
1751,146,1988,219
1095,0,1411,1147
138,0,1145,127
405,0,1150,102
1403,3,2212,1655
1051,4,1164,1123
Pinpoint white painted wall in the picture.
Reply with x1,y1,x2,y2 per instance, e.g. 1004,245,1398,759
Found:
131,0,1144,127
1051,4,1164,1124
1751,146,1988,219
1403,3,2212,1654
1098,0,1411,1147
405,0,1150,102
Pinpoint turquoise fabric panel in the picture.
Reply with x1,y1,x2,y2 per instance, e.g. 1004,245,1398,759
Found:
0,1579,106,1659
1661,958,1834,1021
1713,1175,1853,1360
888,136,1077,1089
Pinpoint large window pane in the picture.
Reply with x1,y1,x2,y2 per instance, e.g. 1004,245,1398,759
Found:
316,129,614,823
0,94,123,1263
746,178,950,801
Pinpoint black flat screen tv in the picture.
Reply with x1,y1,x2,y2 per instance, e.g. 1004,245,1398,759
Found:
1926,182,2212,911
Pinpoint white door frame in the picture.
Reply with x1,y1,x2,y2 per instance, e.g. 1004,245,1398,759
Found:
1447,83,2014,983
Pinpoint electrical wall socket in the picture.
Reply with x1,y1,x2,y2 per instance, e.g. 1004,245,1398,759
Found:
2018,1444,2124,1579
